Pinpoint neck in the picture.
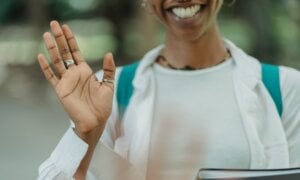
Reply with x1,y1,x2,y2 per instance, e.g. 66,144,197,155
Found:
162,24,228,69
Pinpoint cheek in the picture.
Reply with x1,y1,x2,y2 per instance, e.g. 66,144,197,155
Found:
203,0,222,24
210,0,223,15
147,0,165,20
148,0,159,7
146,0,158,13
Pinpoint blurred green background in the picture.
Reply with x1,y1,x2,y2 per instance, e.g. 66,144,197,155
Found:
0,0,299,179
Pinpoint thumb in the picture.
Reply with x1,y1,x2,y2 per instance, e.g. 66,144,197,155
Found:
102,52,116,85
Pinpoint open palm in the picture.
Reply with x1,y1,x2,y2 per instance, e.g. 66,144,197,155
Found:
38,21,116,135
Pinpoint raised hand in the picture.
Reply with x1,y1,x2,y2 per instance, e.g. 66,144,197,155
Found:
37,21,116,137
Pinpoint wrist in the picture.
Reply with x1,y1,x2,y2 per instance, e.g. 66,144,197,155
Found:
73,128,89,141
73,125,104,143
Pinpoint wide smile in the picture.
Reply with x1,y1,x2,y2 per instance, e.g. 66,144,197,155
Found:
166,2,207,18
171,5,202,19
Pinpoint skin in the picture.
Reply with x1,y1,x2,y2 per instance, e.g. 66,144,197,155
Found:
37,21,116,179
149,0,227,69
38,0,225,179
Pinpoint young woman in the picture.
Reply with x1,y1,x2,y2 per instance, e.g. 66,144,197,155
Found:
37,0,300,179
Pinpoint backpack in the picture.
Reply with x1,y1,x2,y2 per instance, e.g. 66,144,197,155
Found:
117,62,283,120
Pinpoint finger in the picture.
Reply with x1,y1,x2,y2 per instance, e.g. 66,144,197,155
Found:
37,53,58,87
50,21,75,66
102,53,116,85
43,32,67,75
61,24,84,64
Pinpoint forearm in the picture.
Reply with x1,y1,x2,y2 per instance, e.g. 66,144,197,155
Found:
38,128,89,180
74,123,106,180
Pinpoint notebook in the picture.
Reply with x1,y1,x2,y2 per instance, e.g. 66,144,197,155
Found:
197,167,300,180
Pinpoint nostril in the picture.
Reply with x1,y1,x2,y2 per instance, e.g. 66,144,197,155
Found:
177,0,192,2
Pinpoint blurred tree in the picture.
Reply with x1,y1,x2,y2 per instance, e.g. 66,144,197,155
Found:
0,0,26,24
0,0,299,66
94,0,137,64
231,0,281,64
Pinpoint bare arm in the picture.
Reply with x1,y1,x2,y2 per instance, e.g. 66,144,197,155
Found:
38,20,116,179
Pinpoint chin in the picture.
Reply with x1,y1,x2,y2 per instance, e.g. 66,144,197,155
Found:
169,23,214,43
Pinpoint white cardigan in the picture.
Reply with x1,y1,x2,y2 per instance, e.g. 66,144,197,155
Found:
38,40,300,180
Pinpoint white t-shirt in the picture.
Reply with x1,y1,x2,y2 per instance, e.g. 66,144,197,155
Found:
147,59,250,179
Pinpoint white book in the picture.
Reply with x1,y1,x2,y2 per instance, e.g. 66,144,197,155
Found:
197,167,300,180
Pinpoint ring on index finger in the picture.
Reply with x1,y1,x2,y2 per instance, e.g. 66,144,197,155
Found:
64,59,75,68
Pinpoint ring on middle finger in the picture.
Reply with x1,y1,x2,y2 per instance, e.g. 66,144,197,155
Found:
64,59,75,68
103,78,115,84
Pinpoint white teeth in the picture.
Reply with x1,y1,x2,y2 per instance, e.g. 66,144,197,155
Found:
172,5,201,19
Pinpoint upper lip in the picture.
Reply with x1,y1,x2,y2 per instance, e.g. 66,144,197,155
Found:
166,3,197,10
165,2,206,11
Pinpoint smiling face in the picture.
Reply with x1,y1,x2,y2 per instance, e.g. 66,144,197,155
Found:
148,0,223,41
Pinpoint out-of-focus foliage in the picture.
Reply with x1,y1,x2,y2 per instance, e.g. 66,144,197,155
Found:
0,1,299,179
220,0,300,67
0,0,299,66
0,0,298,100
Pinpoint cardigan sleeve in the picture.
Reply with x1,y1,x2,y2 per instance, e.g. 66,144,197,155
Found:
37,128,89,180
37,126,139,180
38,68,142,179
280,66,300,167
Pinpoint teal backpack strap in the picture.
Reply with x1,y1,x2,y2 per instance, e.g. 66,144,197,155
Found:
117,62,283,119
261,63,283,117
117,62,139,120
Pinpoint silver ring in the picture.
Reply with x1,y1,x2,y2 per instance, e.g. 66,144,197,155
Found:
103,78,115,84
64,59,75,68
